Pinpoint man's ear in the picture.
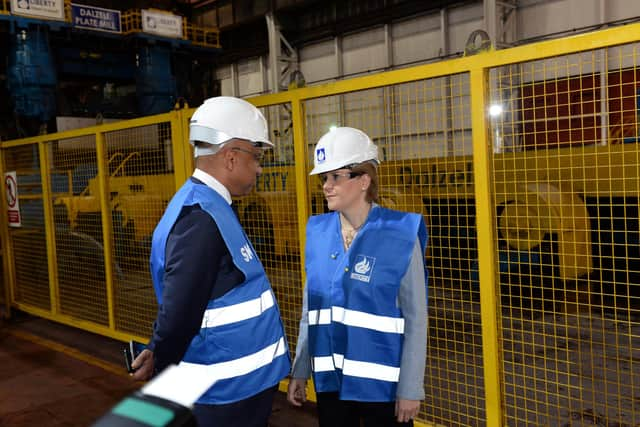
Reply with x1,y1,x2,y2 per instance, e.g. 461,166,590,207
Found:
222,147,237,171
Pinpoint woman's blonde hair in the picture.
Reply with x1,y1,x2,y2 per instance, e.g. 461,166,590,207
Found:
351,161,379,203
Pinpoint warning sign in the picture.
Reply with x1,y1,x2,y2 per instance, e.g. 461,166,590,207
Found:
5,171,21,227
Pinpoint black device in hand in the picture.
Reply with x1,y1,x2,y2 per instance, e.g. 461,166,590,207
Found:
123,340,146,373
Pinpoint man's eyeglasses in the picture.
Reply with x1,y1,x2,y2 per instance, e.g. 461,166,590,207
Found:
319,171,363,184
231,147,265,163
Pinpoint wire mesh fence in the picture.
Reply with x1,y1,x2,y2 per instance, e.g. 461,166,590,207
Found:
490,42,640,427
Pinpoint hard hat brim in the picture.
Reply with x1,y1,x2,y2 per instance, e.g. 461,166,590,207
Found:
309,159,380,175
190,125,273,147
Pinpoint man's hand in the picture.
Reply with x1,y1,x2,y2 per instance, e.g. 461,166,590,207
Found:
286,378,308,407
395,399,420,423
130,349,154,381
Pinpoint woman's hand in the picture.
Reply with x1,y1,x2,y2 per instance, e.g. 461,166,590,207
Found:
395,399,420,423
286,378,308,407
130,349,154,381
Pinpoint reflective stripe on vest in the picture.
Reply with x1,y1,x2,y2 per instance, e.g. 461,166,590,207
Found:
308,306,405,334
201,290,274,328
313,354,400,383
180,337,287,381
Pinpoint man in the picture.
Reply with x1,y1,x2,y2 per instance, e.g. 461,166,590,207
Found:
132,96,291,427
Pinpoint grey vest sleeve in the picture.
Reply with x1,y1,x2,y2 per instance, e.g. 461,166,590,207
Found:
397,239,428,400
290,282,312,379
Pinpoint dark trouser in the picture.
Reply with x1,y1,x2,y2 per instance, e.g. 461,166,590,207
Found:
192,385,278,427
316,392,413,427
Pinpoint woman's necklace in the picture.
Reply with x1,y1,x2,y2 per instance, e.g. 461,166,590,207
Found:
340,205,371,250
341,223,362,250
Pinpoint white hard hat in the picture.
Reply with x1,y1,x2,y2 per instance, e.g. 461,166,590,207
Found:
309,127,379,175
189,97,273,155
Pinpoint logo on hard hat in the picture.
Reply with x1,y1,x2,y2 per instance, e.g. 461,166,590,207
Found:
316,148,326,164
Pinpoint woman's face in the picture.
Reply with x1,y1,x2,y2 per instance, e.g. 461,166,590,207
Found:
319,169,367,211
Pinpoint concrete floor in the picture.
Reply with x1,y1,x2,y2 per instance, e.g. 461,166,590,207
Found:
0,312,318,427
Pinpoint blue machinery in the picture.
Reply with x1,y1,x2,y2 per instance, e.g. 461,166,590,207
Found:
136,46,176,116
7,27,57,123
2,8,219,136
7,25,178,122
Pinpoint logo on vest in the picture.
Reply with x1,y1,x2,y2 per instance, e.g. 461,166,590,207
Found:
350,255,375,283
240,243,254,262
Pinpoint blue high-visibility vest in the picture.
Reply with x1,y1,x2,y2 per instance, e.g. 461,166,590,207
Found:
305,206,427,401
150,179,290,404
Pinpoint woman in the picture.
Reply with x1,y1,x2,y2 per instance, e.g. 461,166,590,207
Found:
287,127,428,427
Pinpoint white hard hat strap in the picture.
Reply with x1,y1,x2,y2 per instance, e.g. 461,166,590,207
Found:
194,144,224,158
190,125,233,146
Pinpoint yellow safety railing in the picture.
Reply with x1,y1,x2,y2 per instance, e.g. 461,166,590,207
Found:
2,22,640,427
121,9,220,48
0,1,219,48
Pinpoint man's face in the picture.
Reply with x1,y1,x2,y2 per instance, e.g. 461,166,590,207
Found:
225,139,265,196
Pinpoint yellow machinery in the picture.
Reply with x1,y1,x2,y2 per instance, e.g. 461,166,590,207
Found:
240,152,593,276
55,152,174,269
50,149,431,280
51,146,595,280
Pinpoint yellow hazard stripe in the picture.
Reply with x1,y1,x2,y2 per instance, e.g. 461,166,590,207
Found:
8,329,129,378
